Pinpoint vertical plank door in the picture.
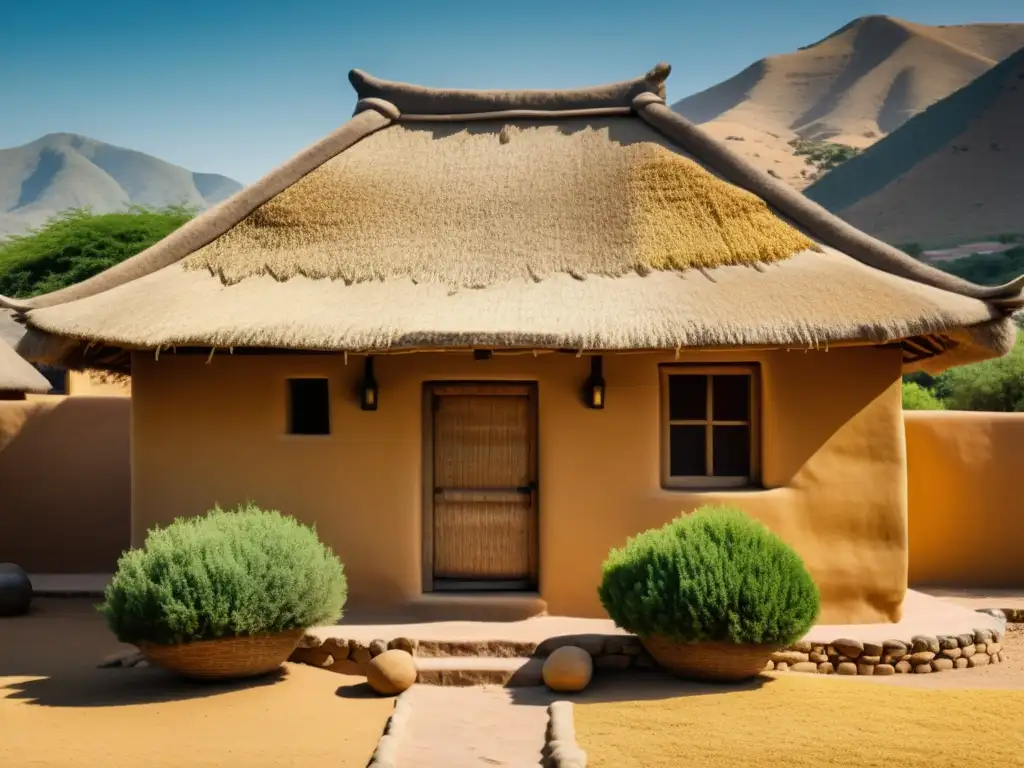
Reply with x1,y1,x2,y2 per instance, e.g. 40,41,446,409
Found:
430,384,537,590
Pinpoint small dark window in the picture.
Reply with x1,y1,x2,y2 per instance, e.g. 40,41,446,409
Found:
662,366,758,488
288,378,330,435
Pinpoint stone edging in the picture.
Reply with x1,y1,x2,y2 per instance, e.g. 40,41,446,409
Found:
765,627,1006,676
289,612,1012,681
366,690,413,768
546,701,587,768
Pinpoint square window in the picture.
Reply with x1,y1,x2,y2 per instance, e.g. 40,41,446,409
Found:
288,378,330,435
661,366,759,488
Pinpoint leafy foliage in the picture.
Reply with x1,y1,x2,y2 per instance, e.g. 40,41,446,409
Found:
903,333,1024,412
0,205,194,298
789,139,862,173
932,246,1024,286
932,335,1024,412
598,506,820,646
901,381,945,410
99,504,347,645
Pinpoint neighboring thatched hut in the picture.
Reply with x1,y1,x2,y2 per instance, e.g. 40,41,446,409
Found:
3,64,1020,622
0,336,50,399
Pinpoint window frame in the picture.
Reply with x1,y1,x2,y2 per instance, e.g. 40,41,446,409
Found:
285,376,332,437
659,364,761,490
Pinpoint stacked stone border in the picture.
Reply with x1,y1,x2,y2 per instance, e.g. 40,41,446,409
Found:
366,691,413,768
764,626,1005,676
546,701,587,768
288,623,1007,680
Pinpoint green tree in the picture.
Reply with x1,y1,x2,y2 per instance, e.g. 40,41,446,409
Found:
932,335,1024,412
901,381,945,410
0,205,195,298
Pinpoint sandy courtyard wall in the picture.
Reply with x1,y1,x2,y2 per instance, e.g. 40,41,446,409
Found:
906,411,1024,588
0,397,131,572
130,346,907,625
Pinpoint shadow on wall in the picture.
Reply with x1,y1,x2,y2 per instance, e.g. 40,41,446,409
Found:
906,410,1024,588
0,397,130,573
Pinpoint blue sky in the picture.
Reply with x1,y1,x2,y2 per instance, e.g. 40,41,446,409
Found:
2,0,1022,183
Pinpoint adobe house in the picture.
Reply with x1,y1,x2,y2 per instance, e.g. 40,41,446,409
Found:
3,65,1021,624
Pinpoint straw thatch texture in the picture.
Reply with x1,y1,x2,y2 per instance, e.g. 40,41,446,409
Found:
1,64,1021,372
20,247,1003,356
0,336,51,393
181,119,815,287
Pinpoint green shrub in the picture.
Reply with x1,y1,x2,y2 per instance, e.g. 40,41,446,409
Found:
901,381,945,410
932,334,1024,412
99,503,347,645
598,506,819,646
0,205,194,298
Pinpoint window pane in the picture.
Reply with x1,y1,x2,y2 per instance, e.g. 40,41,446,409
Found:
289,378,330,435
712,374,750,421
712,425,750,477
668,375,707,420
669,425,706,476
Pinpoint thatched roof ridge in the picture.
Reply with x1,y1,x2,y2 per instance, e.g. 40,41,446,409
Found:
0,63,1020,372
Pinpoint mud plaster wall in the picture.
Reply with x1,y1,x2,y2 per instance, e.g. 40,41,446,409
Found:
0,397,131,572
129,346,907,624
906,410,1024,588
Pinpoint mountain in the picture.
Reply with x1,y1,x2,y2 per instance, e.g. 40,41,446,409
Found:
804,46,1024,249
672,15,1024,188
0,133,242,238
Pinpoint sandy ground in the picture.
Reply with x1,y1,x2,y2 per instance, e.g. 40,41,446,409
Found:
573,672,1024,768
0,599,393,768
396,685,554,768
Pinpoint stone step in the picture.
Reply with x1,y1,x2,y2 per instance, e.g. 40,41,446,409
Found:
414,656,544,687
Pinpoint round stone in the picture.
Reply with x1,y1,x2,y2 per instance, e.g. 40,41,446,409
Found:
873,664,895,676
954,658,969,669
775,661,789,672
790,661,818,673
366,649,417,695
542,646,594,692
836,662,858,676
931,658,954,672
0,563,33,617
911,635,940,654
895,661,912,674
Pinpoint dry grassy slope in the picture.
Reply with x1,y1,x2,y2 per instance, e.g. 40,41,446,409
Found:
672,15,1024,188
805,46,1024,248
0,133,242,237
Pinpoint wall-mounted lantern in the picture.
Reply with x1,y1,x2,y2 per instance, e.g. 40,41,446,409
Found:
360,356,378,411
584,355,605,409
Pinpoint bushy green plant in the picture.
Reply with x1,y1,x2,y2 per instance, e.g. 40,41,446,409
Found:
598,506,819,646
932,334,1024,412
99,504,347,645
0,205,194,298
901,381,946,410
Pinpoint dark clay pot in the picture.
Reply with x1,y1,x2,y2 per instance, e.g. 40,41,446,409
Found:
0,563,33,617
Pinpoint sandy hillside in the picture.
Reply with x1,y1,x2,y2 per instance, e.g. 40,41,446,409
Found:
804,46,1024,248
672,15,1024,188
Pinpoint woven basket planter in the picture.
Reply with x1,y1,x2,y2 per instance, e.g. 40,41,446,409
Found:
138,629,306,681
642,635,779,682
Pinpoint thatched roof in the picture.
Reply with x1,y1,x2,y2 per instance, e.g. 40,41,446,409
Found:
2,64,1021,374
0,312,51,393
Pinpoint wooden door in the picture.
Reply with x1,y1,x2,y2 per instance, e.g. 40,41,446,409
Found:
425,383,538,591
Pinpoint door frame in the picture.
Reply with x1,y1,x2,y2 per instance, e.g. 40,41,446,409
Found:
420,381,539,593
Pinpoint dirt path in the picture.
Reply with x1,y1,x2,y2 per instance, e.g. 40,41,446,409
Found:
395,685,554,768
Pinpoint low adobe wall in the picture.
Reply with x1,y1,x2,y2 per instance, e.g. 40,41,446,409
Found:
0,397,130,573
906,411,1024,588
